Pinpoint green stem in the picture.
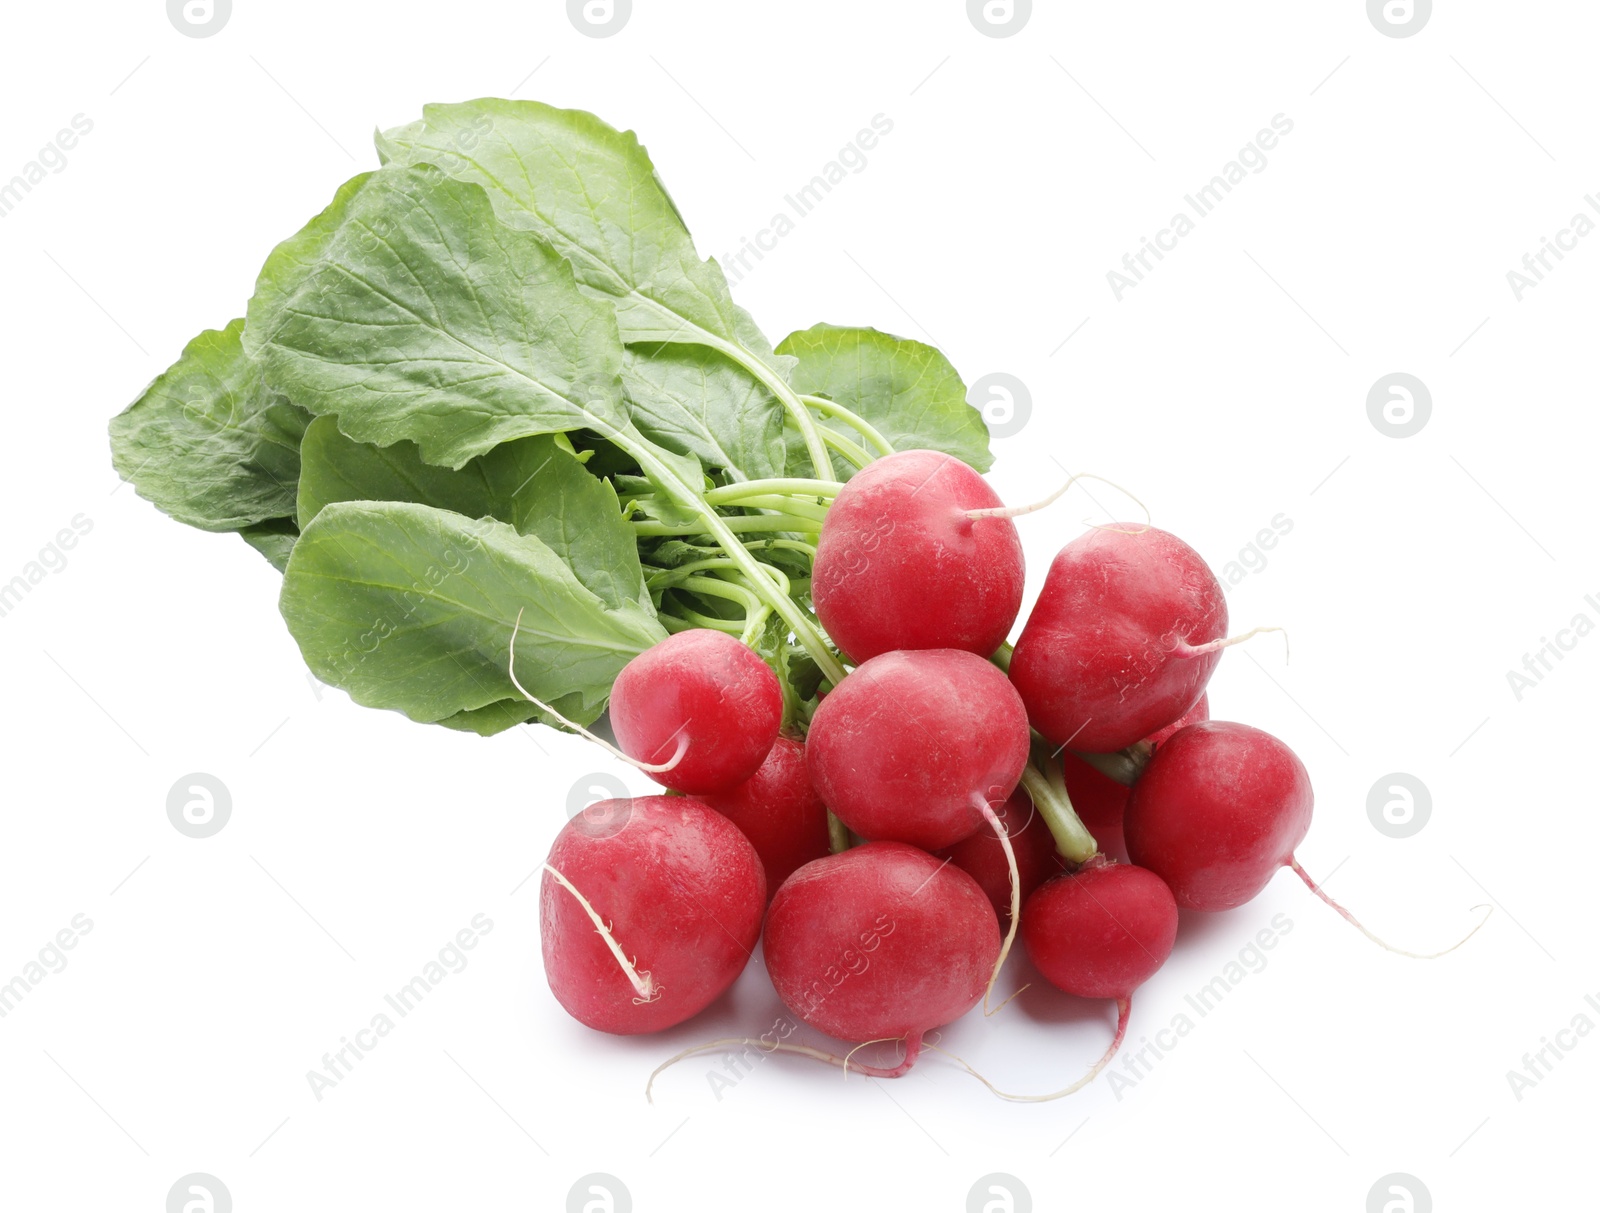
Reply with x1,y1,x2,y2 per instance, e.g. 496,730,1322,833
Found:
989,642,1013,674
709,337,833,481
827,812,852,854
727,495,832,523
704,479,843,505
578,406,844,682
745,538,818,563
816,425,872,471
801,394,895,458
1070,743,1152,787
630,515,823,537
664,598,745,634
1019,758,1097,864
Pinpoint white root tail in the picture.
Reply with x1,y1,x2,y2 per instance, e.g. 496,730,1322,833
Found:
646,1033,922,1104
1172,625,1290,663
1288,857,1493,960
975,794,1028,1016
509,608,689,774
965,473,1151,527
928,995,1132,1102
543,863,659,1004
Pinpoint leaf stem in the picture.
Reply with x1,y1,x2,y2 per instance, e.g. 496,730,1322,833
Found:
1019,755,1097,864
704,478,843,505
630,515,822,537
800,394,895,458
708,337,834,481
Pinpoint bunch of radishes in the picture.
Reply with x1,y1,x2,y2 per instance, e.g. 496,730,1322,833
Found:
538,449,1475,1098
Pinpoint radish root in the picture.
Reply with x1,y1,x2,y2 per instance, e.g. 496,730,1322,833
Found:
1288,856,1493,959
542,863,659,1004
509,608,689,774
929,995,1132,1102
1172,625,1290,663
646,1032,921,1103
974,793,1028,1016
965,473,1150,527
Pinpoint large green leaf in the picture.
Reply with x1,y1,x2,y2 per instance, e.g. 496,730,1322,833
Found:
375,99,776,359
109,320,309,530
245,165,635,470
620,344,785,481
776,324,993,474
279,501,665,726
296,418,647,610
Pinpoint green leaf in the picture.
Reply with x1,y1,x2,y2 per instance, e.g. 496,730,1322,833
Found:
375,99,777,358
109,320,309,530
620,344,785,481
296,417,647,610
435,695,593,736
279,501,666,726
776,324,993,474
245,165,634,470
239,517,299,572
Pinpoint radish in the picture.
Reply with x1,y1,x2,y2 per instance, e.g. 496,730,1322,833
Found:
1012,859,1178,1097
762,842,1000,1070
937,789,1064,925
1009,525,1270,752
1125,721,1487,957
700,736,832,898
541,795,765,1034
608,629,783,794
811,450,1024,664
806,647,1031,1008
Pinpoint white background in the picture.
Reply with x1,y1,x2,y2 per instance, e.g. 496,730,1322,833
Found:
2,2,1595,1210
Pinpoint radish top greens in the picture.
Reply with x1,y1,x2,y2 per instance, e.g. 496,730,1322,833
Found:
109,98,992,736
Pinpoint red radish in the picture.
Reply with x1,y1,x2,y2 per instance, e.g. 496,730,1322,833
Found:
1012,860,1178,1097
541,796,765,1035
937,789,1064,924
1125,721,1487,957
762,842,1000,1070
1125,721,1311,911
806,647,1031,1009
1010,525,1244,752
609,629,783,794
700,736,832,898
806,649,1030,851
811,449,1024,664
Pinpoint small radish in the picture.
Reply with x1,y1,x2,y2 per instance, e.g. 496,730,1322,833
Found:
1010,525,1271,752
1125,721,1311,911
806,647,1031,1009
763,843,1000,1069
1125,721,1488,957
937,789,1064,924
541,795,765,1035
1011,860,1178,1097
811,449,1024,664
700,736,832,898
608,629,783,794
806,648,1030,851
